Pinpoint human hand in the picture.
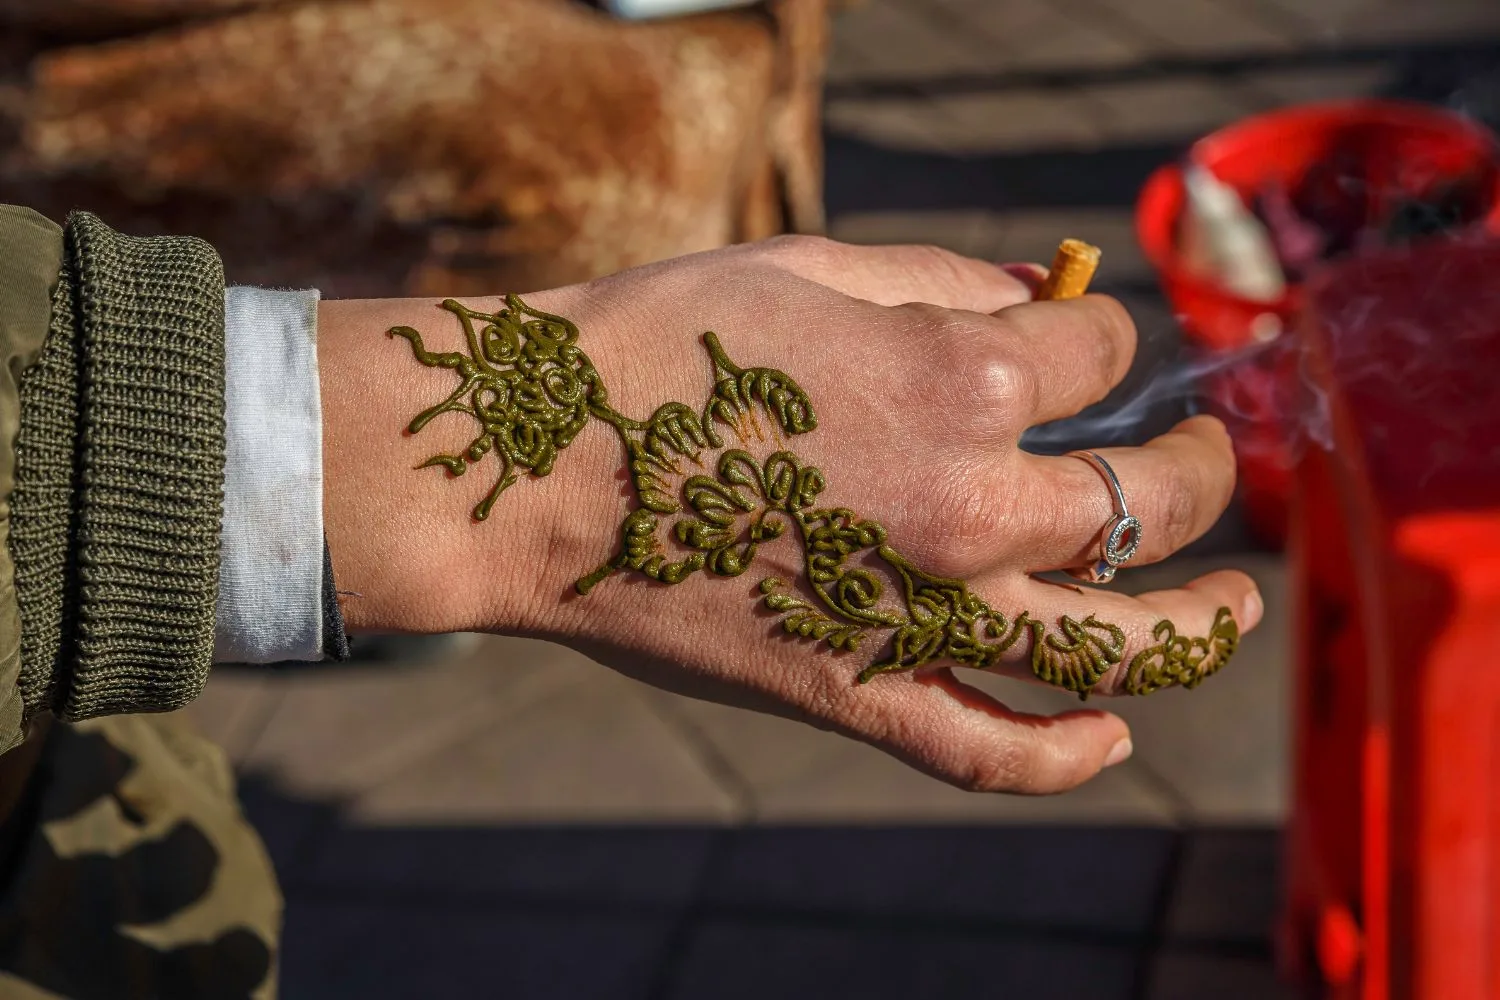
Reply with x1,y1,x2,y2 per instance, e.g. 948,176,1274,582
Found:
320,237,1261,794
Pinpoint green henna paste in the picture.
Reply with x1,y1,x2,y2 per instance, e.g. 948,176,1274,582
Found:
392,296,1240,697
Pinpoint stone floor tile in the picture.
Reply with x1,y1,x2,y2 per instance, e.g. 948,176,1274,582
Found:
234,770,347,884
824,125,1176,222
1078,76,1258,142
1145,948,1305,1000
1164,826,1283,943
1235,63,1397,109
983,207,1151,282
702,824,1175,935
1247,0,1370,33
756,737,1178,823
827,209,998,257
303,821,719,907
345,679,739,825
279,899,670,1000
663,921,1139,1000
965,554,1291,823
1110,554,1290,823
647,687,1179,824
237,635,602,799
182,668,285,765
828,0,1005,80
1254,0,1500,42
929,0,1148,71
920,91,1104,152
823,97,955,151
1079,0,1298,54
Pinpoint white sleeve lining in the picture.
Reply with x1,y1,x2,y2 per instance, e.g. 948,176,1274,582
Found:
214,286,326,664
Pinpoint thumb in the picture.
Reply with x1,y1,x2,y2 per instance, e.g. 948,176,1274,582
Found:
853,669,1133,795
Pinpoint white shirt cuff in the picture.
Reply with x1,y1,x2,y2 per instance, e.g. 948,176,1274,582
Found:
214,286,326,663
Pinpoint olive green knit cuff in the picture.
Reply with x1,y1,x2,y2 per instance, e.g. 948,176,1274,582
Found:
10,212,226,722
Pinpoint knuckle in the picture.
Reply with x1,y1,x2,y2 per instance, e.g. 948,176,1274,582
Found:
758,233,842,270
918,312,1038,424
963,346,1038,433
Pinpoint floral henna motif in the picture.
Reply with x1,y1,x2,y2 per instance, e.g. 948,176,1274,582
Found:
393,297,1239,697
387,296,606,521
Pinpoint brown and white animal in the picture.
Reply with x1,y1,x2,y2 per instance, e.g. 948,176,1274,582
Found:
0,0,828,295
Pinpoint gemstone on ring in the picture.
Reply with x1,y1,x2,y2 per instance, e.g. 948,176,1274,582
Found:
1065,450,1141,585
1104,513,1142,567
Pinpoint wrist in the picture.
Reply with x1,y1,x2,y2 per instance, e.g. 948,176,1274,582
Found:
317,290,627,641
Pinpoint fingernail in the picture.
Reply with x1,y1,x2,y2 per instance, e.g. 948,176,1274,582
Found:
1000,262,1048,296
1104,738,1133,768
1241,589,1264,630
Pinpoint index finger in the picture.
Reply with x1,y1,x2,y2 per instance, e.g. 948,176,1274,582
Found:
754,236,1035,314
985,295,1139,430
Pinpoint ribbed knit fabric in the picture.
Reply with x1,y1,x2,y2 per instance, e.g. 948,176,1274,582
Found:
9,213,226,721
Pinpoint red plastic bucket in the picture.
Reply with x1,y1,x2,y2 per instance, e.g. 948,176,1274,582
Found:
1136,100,1500,544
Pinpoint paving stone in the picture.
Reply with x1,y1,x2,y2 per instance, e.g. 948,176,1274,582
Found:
344,678,739,825
303,822,720,908
825,126,1178,221
1164,826,1284,943
1247,0,1371,35
1145,948,1302,1000
233,769,347,884
828,0,1003,80
702,824,1176,935
182,667,285,765
931,0,1148,70
828,209,998,258
1078,0,1298,55
1110,554,1290,823
824,97,956,151
645,687,1180,824
919,90,1104,152
1235,63,1397,108
963,555,1291,824
1253,0,1500,42
279,899,670,1000
664,921,1139,1000
1079,76,1258,142
237,635,600,799
757,737,1178,823
982,207,1151,281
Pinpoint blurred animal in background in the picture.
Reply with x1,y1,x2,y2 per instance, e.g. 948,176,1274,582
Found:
0,0,829,295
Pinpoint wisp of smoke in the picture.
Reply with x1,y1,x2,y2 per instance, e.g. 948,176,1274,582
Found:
1020,339,1280,453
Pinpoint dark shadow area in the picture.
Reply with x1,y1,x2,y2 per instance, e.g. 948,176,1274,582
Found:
824,38,1500,104
233,774,1293,1000
825,39,1500,221
825,135,1184,218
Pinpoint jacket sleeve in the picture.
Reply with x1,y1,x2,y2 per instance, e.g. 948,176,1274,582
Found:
0,208,225,754
0,206,64,756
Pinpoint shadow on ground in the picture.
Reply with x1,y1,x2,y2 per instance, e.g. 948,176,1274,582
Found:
237,775,1291,1000
825,38,1500,223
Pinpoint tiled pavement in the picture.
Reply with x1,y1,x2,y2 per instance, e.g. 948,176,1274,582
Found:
184,1,1500,997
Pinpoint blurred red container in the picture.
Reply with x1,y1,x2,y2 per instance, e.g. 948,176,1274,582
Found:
1135,99,1500,545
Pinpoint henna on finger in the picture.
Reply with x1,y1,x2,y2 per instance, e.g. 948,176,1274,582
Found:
390,295,1239,698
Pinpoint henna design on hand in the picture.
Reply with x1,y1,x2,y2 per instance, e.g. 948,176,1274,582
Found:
392,297,1239,697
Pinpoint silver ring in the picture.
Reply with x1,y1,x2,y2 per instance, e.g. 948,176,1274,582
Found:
1066,450,1141,585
